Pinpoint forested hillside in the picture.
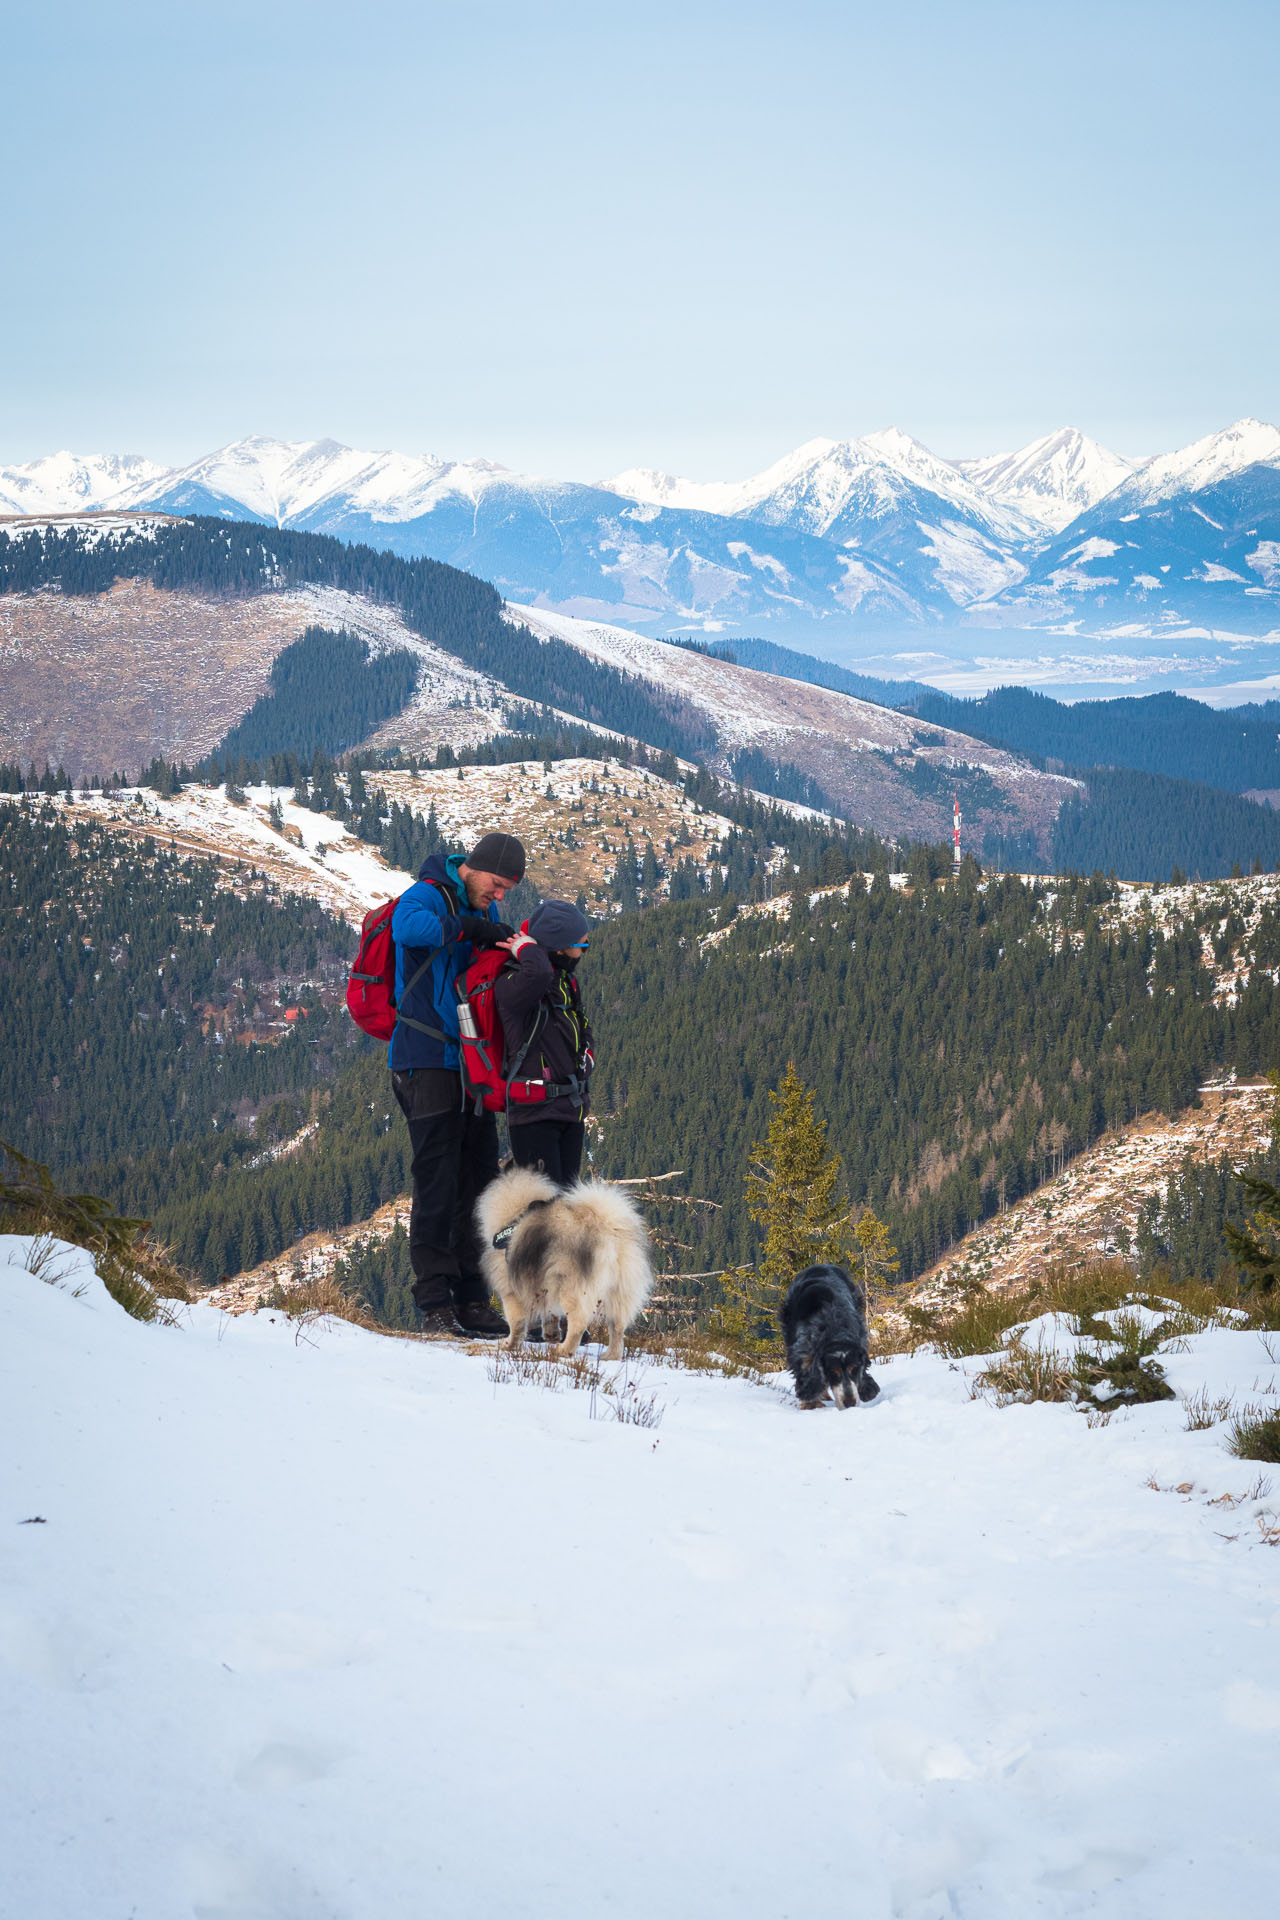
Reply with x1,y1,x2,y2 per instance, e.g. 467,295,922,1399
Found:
909,685,1280,794
0,802,362,1177
8,798,1278,1300
210,626,421,770
585,869,1280,1280
0,520,716,762
1050,768,1280,880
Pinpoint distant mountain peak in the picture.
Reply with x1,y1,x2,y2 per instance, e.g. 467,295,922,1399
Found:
952,427,1138,532
1093,416,1280,517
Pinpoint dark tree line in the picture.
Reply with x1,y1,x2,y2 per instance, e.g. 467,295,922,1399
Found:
204,627,420,773
584,868,1280,1285
907,685,1280,795
0,806,359,1179
1051,768,1280,881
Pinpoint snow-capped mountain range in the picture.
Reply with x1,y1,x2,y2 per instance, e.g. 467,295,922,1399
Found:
3,419,1279,638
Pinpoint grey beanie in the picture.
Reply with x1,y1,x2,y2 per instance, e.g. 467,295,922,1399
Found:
466,832,526,881
528,899,591,950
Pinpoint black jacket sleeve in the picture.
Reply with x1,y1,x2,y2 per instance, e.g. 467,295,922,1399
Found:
494,944,555,1054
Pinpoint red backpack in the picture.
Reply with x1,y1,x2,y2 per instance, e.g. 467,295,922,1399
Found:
346,890,450,1045
455,939,585,1114
346,898,401,1040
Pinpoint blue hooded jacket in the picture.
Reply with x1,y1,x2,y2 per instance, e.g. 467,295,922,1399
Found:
388,851,504,1072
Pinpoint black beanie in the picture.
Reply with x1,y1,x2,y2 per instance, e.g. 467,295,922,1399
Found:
528,899,591,950
465,832,526,882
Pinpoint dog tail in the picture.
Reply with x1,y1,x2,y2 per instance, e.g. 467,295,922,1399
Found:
475,1165,558,1244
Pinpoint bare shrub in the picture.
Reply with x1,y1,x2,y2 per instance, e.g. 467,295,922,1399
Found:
485,1343,665,1428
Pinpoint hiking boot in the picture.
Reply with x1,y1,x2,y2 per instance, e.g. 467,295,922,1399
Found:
417,1305,466,1338
454,1297,510,1339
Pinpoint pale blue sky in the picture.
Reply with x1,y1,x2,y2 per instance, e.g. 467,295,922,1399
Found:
3,0,1277,477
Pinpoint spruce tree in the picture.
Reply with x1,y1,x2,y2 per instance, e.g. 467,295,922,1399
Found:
1224,1071,1280,1294
716,1064,855,1353
852,1207,900,1311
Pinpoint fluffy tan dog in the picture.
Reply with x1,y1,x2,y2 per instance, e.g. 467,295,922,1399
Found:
476,1167,653,1360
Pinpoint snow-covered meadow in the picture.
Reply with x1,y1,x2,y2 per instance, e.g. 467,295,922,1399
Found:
3,1236,1279,1920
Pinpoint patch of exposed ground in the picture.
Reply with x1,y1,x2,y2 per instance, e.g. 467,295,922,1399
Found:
508,603,1080,845
374,757,748,904
1,566,1079,849
913,1081,1272,1301
204,1195,412,1314
0,580,503,781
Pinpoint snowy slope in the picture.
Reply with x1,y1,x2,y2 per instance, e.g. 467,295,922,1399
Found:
47,784,415,927
1100,417,1280,514
4,1238,1280,1919
8,422,1279,634
111,436,517,529
605,431,1040,606
505,603,1077,842
953,428,1140,533
985,462,1280,632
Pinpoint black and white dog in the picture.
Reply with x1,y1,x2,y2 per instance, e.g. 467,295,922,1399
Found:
781,1265,881,1410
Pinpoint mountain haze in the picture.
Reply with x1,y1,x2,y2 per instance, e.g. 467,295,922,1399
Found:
3,416,1279,639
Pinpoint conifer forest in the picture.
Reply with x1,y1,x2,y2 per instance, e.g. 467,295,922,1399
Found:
5,795,1280,1310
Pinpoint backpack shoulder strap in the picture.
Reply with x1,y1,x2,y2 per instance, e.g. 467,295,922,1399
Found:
394,878,460,1043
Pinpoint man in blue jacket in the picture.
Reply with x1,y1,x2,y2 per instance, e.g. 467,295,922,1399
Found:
390,830,525,1336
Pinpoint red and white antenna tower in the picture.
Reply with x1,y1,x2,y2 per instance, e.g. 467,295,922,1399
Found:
953,791,962,870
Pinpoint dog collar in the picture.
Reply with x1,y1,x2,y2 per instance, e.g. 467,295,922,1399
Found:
491,1195,552,1250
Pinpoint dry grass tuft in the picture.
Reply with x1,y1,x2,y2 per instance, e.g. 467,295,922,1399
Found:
485,1343,665,1428
971,1335,1077,1407
626,1321,773,1385
1226,1404,1280,1464
1183,1387,1236,1431
258,1274,393,1337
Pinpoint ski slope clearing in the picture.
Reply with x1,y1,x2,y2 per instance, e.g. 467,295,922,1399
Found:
4,1241,1279,1919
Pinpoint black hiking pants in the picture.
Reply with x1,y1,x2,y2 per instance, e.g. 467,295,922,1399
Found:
509,1117,586,1188
391,1070,500,1312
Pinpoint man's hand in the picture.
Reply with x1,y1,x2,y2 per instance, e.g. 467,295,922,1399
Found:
459,914,515,949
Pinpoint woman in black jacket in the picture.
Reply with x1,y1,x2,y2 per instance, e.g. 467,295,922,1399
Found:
494,899,594,1186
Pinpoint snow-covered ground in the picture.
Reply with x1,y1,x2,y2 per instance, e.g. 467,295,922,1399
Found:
46,785,414,928
4,1236,1280,1919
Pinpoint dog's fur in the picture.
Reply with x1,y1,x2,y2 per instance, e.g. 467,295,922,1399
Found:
780,1264,880,1410
476,1167,654,1360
